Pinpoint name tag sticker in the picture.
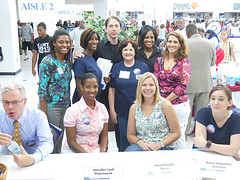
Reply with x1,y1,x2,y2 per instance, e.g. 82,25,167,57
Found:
84,166,124,179
57,67,63,74
119,71,130,79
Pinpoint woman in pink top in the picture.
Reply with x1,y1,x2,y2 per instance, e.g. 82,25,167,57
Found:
153,32,190,150
63,73,109,153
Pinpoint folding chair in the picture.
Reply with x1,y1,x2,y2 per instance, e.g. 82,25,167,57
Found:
49,123,63,147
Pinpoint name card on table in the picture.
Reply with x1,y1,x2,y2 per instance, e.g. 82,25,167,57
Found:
84,166,123,179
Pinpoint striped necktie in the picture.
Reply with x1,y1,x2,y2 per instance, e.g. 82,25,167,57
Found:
13,121,23,146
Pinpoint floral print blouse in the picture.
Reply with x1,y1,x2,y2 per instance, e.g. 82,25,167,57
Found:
136,99,174,149
153,57,190,105
38,55,72,108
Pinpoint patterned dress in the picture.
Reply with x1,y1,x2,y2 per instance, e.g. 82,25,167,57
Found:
38,54,72,107
135,99,174,149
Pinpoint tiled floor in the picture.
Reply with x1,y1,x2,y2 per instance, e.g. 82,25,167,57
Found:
0,51,193,152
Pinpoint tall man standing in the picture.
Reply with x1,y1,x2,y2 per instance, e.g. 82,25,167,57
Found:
185,23,216,135
32,22,51,76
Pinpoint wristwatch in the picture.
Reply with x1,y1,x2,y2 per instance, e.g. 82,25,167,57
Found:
206,140,212,148
160,141,165,148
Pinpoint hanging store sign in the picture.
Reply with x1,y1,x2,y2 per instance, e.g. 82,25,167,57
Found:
18,0,64,22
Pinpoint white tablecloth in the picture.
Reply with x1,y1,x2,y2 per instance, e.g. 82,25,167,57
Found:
1,150,240,180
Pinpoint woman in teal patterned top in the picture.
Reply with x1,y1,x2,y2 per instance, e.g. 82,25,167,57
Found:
38,29,72,153
125,72,180,151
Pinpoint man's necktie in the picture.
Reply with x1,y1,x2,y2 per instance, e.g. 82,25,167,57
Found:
13,121,23,146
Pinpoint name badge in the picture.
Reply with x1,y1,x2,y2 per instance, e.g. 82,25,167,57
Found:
57,67,63,74
119,71,130,79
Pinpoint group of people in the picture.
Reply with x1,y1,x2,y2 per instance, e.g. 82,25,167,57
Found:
1,16,240,168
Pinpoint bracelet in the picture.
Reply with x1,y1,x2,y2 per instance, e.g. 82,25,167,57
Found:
206,140,212,148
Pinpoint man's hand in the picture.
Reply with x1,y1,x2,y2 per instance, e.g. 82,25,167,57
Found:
10,145,35,167
0,133,12,146
73,50,84,59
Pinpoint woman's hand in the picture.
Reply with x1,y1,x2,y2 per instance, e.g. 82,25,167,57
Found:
193,130,207,148
137,140,151,151
147,143,161,151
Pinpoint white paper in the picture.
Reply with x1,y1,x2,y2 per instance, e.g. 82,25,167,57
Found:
96,58,113,90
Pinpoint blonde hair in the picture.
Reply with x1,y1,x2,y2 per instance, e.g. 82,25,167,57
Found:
135,72,162,106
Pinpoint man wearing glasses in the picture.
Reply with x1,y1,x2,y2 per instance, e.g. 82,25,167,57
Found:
0,82,53,167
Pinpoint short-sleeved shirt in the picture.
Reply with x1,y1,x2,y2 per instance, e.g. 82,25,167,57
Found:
33,35,51,69
109,60,150,118
136,46,161,72
38,55,72,107
63,97,109,152
72,54,102,103
21,24,33,42
136,99,174,149
93,36,123,64
220,40,233,63
196,107,240,145
70,27,84,51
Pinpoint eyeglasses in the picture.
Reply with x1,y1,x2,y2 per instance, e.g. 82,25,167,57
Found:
1,99,24,106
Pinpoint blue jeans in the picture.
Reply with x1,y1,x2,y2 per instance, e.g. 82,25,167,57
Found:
117,116,130,152
125,143,173,152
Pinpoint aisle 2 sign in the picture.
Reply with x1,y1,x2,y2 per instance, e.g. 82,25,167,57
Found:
18,0,64,22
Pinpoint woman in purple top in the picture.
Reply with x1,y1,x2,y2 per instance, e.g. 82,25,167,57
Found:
153,32,191,149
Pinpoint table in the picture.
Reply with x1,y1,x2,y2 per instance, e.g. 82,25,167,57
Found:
1,150,240,180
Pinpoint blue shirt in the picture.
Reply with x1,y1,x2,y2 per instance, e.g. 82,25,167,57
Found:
109,60,150,118
196,107,240,145
72,54,102,103
0,107,54,164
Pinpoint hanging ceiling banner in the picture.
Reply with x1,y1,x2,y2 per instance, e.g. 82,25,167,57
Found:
18,0,64,22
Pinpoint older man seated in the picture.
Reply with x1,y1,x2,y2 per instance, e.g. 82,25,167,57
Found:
0,82,53,167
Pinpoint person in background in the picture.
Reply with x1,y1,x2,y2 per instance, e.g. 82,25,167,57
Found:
32,22,51,76
136,25,161,72
175,18,187,39
0,83,53,167
197,27,205,38
72,28,102,104
21,22,34,61
158,24,167,45
185,24,216,135
220,30,236,63
109,38,150,152
63,21,70,33
38,29,72,153
70,18,85,54
126,72,180,151
62,73,108,153
205,29,220,49
193,85,240,160
153,32,191,149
